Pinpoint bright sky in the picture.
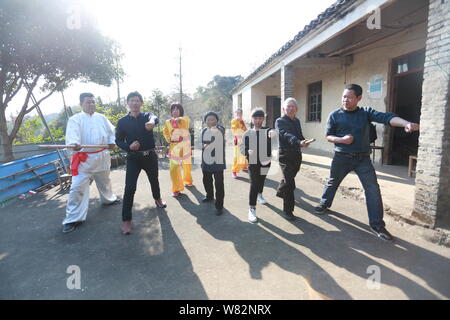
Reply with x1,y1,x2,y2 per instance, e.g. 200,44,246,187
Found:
9,0,336,117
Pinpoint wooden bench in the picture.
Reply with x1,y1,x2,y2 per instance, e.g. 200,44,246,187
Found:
408,155,418,177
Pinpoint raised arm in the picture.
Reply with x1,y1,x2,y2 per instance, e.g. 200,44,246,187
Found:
389,117,420,132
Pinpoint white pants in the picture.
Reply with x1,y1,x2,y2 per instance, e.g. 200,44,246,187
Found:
63,170,117,225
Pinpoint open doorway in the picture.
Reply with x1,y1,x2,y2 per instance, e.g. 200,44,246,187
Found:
388,50,424,165
266,96,281,128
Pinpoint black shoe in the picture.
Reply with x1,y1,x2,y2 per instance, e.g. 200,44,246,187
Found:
102,198,121,207
155,199,167,208
215,207,223,215
63,222,77,233
281,211,296,221
314,204,328,215
202,197,214,203
370,226,394,241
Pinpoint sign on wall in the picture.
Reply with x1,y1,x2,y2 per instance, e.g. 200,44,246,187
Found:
367,75,384,99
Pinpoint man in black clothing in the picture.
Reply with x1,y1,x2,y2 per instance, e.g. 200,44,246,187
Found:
116,91,167,235
275,98,313,220
314,84,420,241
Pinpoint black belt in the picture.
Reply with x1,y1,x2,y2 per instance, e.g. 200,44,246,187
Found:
130,149,154,156
336,151,371,158
279,148,301,153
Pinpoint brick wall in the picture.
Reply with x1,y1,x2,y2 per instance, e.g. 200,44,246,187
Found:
281,65,294,102
413,0,450,229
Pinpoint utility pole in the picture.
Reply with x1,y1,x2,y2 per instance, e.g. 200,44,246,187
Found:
113,46,123,108
179,47,183,104
116,77,121,108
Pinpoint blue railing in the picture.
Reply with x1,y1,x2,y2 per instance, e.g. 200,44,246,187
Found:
0,151,70,208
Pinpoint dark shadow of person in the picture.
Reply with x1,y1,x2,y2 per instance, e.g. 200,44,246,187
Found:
0,189,208,299
262,202,449,299
174,185,352,299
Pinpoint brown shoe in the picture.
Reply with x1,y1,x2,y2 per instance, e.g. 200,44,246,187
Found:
121,221,133,235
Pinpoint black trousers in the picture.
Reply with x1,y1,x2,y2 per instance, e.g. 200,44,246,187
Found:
277,149,302,213
122,150,161,221
248,163,269,206
202,170,224,209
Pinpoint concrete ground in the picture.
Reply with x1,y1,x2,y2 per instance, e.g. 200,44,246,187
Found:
301,148,416,220
1,147,449,299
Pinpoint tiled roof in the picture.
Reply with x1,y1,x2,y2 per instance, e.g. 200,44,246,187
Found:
232,0,357,93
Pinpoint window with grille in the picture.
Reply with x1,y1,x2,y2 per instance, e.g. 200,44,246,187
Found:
308,81,322,122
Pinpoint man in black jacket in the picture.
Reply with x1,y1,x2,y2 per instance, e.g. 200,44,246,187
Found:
275,98,313,220
115,91,167,235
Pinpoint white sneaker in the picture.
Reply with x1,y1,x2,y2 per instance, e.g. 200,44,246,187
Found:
248,207,258,223
257,193,267,204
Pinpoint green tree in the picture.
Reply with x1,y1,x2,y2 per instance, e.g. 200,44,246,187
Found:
0,0,123,161
190,75,243,125
15,118,44,145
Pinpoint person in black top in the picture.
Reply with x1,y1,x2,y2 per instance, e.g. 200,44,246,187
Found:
275,98,314,221
201,111,226,215
115,91,167,235
314,84,420,241
240,108,276,223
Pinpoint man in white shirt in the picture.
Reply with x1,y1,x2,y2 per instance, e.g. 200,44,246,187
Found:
63,92,120,233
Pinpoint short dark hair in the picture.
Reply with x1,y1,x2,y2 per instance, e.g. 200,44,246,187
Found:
345,84,363,97
203,111,219,123
251,108,265,118
79,92,94,105
127,91,143,103
170,102,184,117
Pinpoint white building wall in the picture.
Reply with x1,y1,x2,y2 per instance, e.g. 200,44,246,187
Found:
294,22,427,161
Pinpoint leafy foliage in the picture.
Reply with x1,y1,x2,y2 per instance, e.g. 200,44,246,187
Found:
0,0,122,161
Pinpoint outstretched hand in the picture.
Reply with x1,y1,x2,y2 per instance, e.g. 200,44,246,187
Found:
71,143,82,151
405,122,420,133
145,121,155,131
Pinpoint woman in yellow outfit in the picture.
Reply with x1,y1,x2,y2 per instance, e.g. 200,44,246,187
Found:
231,108,248,178
163,102,193,197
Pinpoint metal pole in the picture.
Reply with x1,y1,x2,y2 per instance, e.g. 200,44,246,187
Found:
61,91,70,121
24,82,70,174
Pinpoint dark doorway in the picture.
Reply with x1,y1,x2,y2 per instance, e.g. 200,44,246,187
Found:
266,96,281,128
388,50,424,165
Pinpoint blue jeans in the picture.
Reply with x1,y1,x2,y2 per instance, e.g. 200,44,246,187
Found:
319,152,385,228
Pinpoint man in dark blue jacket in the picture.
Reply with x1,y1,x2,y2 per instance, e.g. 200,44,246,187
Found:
315,84,420,241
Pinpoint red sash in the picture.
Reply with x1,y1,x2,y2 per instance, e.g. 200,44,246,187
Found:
71,148,106,176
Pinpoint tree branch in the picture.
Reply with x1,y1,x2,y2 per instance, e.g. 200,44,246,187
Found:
20,75,40,113
4,76,23,106
9,79,63,141
0,63,8,107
